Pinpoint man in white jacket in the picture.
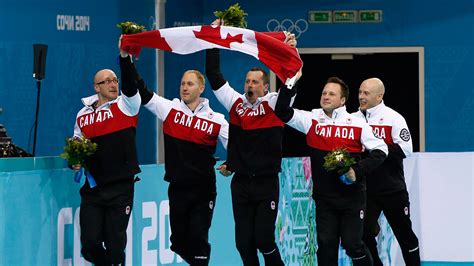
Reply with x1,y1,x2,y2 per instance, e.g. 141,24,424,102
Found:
354,77,420,266
120,48,228,265
73,63,141,265
275,76,388,266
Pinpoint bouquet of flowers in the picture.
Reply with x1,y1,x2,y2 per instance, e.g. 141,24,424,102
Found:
60,136,97,166
117,21,146,34
61,136,98,187
214,3,248,28
323,148,357,185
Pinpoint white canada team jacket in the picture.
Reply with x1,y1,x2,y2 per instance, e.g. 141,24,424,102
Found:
353,101,413,195
144,94,228,184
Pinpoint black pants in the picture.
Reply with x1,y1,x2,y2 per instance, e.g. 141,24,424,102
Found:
363,190,420,266
79,178,134,265
231,173,284,266
315,192,373,266
168,182,216,266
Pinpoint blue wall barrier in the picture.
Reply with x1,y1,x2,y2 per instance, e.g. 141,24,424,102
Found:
0,161,241,265
0,157,371,265
1,155,473,265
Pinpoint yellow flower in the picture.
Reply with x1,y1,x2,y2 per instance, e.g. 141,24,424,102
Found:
60,136,97,167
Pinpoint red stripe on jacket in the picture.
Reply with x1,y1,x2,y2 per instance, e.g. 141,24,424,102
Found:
163,109,221,146
306,120,363,153
229,98,284,130
78,103,138,138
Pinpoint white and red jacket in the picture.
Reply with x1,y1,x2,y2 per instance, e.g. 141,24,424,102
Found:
206,49,287,177
144,95,229,185
214,82,285,176
74,92,141,185
274,83,388,198
286,106,387,197
353,101,413,195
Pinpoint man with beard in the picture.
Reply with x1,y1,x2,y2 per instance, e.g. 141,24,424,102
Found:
205,19,298,266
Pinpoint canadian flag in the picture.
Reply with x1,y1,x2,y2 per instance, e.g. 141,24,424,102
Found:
120,25,302,86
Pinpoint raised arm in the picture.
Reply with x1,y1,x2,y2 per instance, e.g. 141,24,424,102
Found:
119,44,173,121
116,54,141,116
274,83,313,135
205,49,227,90
205,48,241,112
274,85,298,123
119,55,153,105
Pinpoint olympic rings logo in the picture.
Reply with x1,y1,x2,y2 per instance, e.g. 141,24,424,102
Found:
266,18,308,38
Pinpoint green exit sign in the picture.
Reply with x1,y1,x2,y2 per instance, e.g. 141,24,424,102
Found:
359,10,383,23
308,11,332,23
333,10,358,23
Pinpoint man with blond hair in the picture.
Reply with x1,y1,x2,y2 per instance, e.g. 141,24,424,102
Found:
120,47,229,265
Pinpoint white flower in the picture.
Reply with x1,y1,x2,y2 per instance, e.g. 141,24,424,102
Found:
335,154,344,161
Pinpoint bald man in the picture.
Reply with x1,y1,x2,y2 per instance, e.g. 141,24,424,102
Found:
354,78,420,266
72,61,141,265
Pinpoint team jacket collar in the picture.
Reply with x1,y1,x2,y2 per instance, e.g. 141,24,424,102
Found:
363,101,386,118
81,94,120,110
179,97,211,116
318,105,348,122
242,92,273,109
241,96,260,109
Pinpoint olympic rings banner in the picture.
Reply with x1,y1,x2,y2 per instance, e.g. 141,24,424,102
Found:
266,19,308,39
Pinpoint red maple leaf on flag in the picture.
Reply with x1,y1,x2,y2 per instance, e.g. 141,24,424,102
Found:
193,25,243,48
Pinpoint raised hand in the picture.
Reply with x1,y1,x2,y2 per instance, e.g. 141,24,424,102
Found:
284,32,297,47
119,34,130,58
211,19,224,27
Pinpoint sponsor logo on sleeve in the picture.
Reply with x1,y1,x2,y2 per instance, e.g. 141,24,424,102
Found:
400,128,411,141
